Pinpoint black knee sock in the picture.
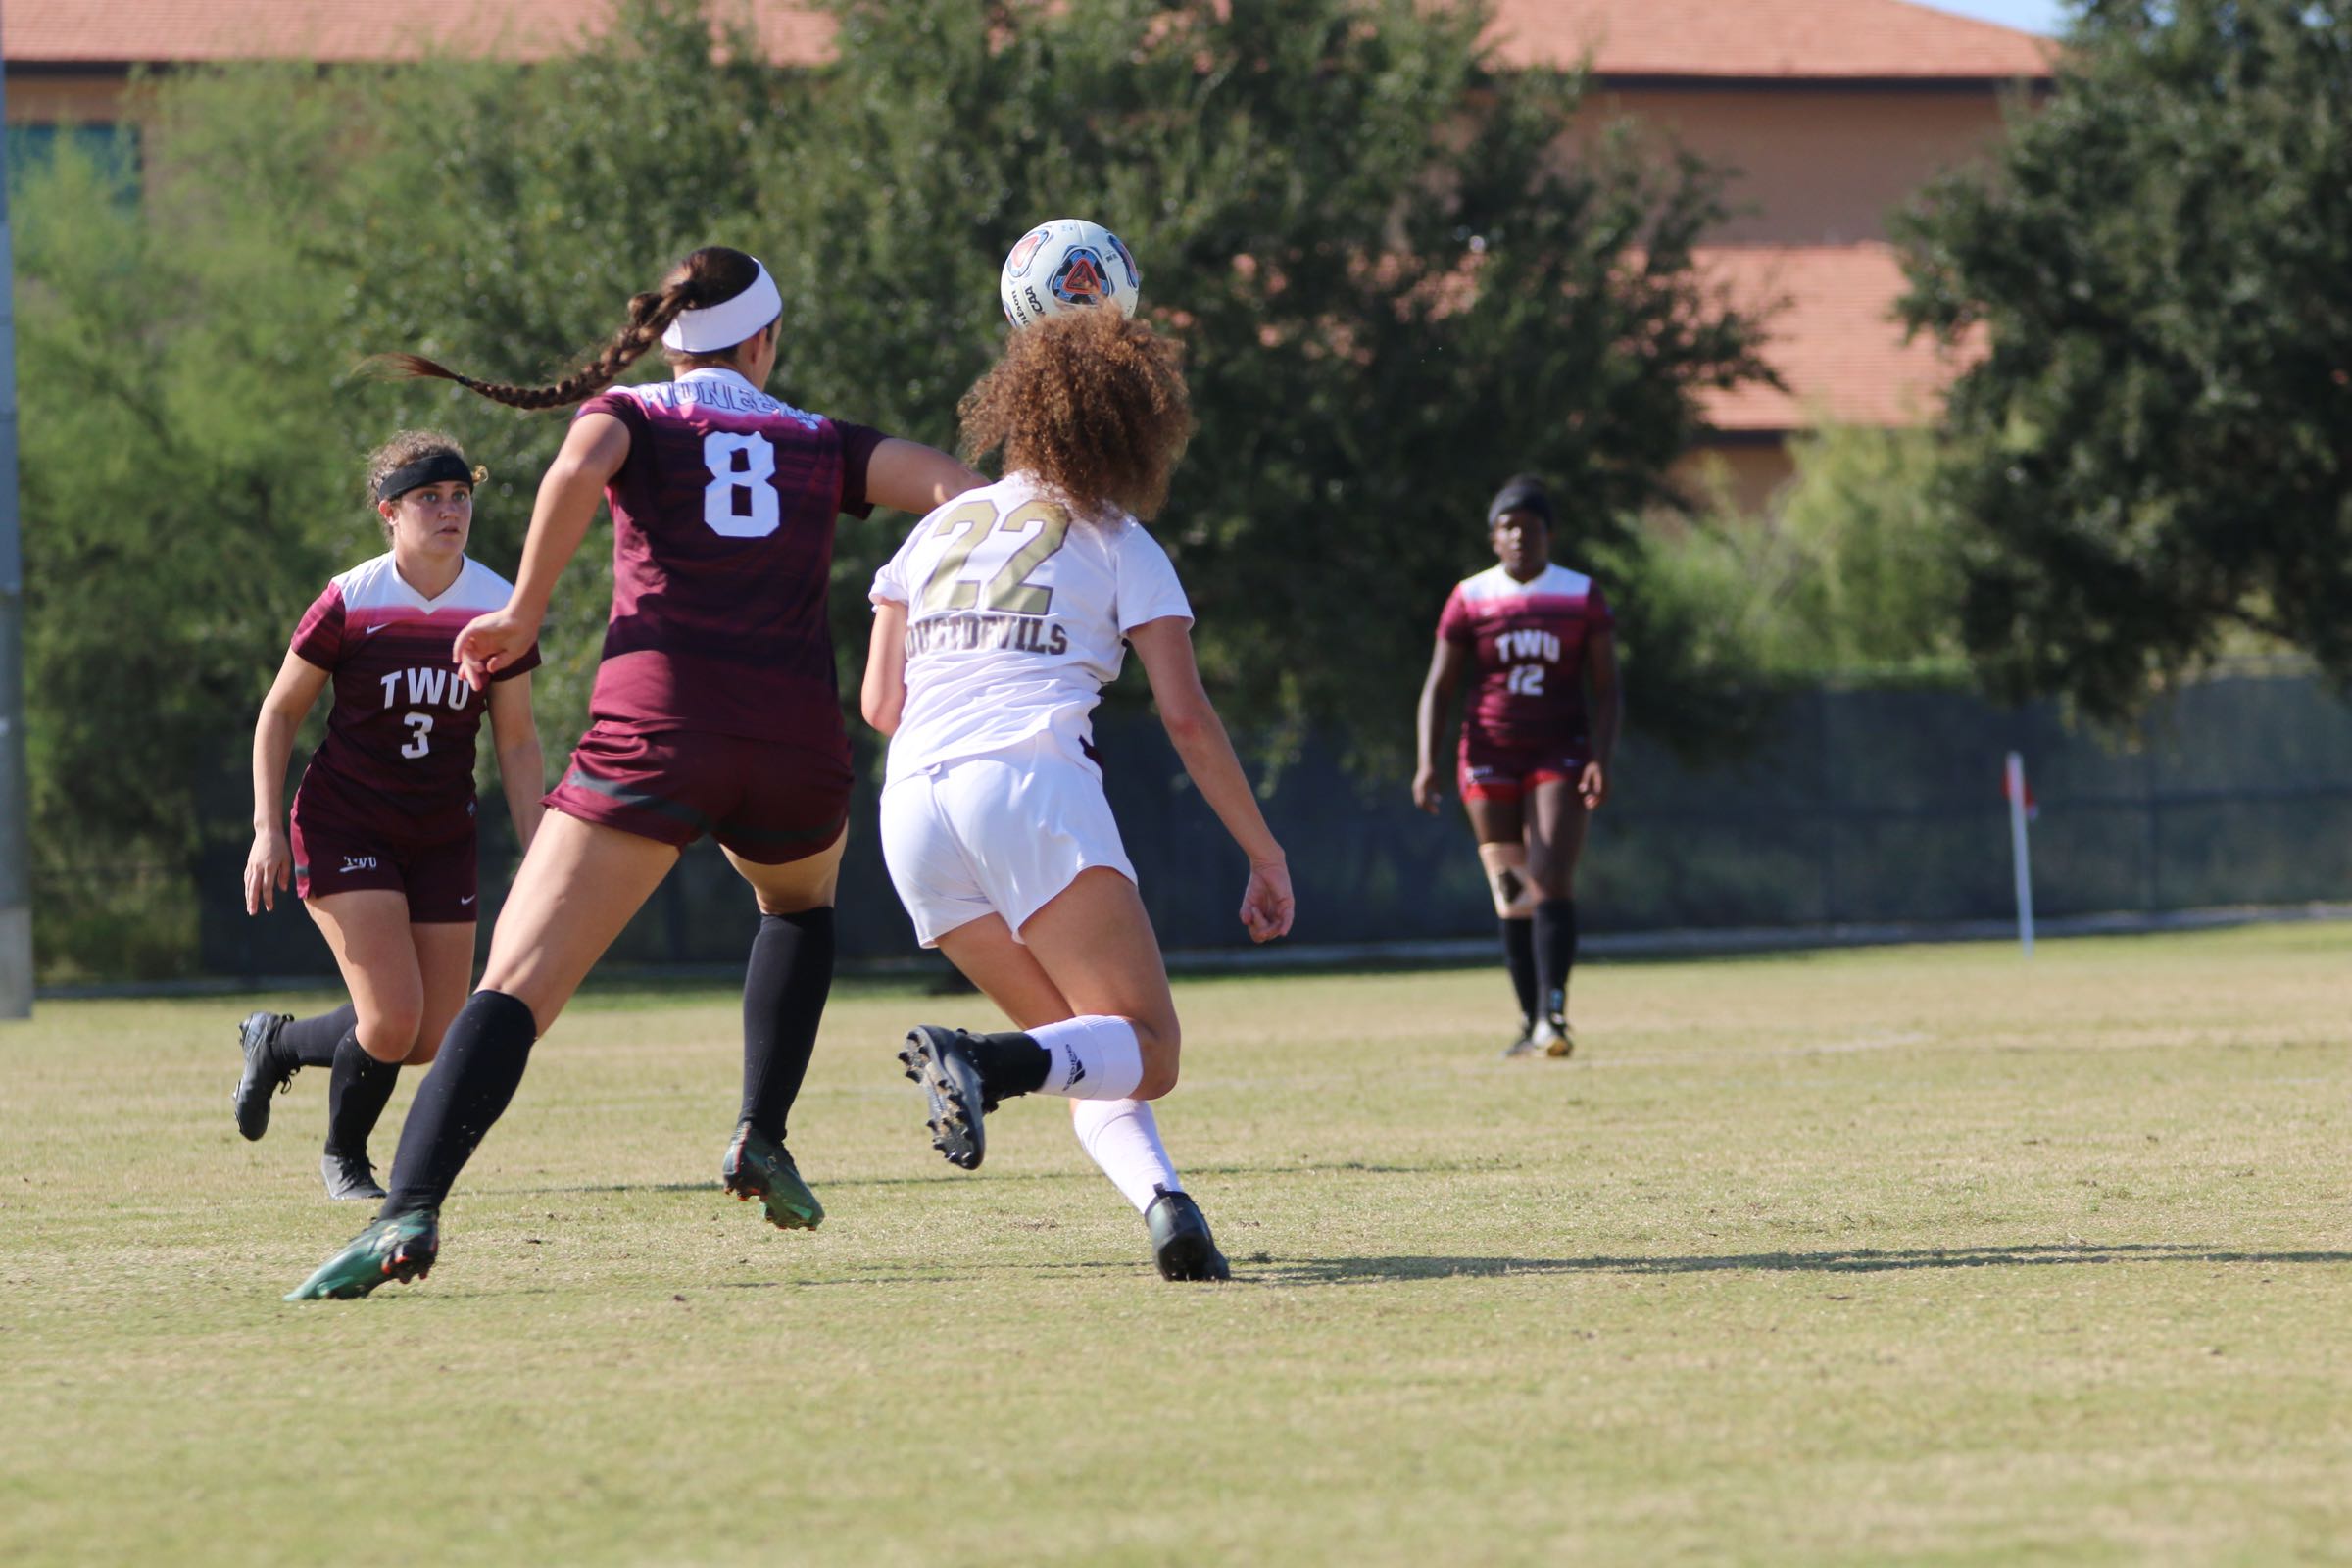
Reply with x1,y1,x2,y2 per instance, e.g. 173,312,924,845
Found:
960,1030,1050,1099
1534,898,1578,1021
379,990,538,1219
1499,917,1537,1022
322,1031,400,1162
279,1003,361,1069
739,907,836,1142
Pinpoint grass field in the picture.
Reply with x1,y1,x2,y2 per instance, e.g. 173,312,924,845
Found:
3,924,2348,1566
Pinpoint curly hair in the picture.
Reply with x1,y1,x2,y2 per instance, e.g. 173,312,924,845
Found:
376,247,770,410
958,309,1193,521
362,429,484,539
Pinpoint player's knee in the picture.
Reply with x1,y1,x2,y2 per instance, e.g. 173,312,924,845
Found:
1130,1016,1181,1100
404,1037,441,1066
1478,842,1537,918
357,1010,418,1063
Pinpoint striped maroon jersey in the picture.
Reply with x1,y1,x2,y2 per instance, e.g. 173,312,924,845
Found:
1437,563,1614,749
576,368,884,751
290,553,540,845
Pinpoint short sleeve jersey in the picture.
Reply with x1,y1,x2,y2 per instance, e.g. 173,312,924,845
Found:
869,472,1192,784
1437,563,1614,750
574,367,886,751
289,553,540,845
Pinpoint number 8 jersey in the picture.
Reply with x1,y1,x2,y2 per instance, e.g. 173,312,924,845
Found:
576,366,884,750
869,472,1192,785
1437,562,1615,750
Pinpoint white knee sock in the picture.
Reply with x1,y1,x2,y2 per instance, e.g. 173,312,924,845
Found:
1071,1097,1182,1214
1026,1015,1145,1101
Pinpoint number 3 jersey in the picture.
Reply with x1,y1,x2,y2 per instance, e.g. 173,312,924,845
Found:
575,367,884,753
289,553,541,845
1437,563,1615,749
869,472,1193,785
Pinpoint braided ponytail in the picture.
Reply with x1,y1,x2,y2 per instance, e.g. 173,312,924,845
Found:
377,247,768,410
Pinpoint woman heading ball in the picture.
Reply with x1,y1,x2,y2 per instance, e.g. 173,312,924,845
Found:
863,307,1294,1281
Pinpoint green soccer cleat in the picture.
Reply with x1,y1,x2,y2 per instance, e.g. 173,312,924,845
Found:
720,1122,824,1230
285,1209,439,1301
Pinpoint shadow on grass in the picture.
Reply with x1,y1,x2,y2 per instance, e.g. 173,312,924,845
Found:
491,1159,1474,1199
1248,1243,2352,1286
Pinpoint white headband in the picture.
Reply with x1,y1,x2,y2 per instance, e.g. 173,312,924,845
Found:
661,260,783,353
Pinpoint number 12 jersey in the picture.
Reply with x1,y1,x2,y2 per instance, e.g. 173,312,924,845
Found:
1437,562,1614,749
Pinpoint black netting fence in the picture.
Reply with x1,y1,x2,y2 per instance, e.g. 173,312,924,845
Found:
194,669,2352,978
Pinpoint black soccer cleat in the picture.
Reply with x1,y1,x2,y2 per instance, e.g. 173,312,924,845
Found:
1501,1015,1543,1059
233,1010,296,1141
1145,1185,1231,1282
319,1152,387,1202
899,1024,988,1170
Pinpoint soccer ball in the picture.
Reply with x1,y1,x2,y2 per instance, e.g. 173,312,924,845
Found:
999,218,1142,327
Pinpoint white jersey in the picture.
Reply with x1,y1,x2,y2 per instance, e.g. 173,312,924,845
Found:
870,472,1193,783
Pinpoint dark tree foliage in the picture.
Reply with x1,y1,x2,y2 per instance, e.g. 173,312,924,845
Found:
1895,0,2352,723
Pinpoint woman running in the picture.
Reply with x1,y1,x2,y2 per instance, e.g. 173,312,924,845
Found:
290,245,981,1299
1413,476,1620,1058
235,433,543,1200
862,307,1294,1283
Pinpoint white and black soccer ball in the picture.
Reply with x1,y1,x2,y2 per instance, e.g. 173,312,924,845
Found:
999,218,1142,327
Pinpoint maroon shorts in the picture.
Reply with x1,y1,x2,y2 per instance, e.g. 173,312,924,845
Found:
546,722,852,865
291,809,479,923
1457,729,1591,804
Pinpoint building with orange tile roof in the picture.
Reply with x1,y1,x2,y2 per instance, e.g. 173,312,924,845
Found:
3,0,2051,511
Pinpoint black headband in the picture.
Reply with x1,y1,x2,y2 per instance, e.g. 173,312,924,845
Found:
1486,475,1555,530
377,451,475,503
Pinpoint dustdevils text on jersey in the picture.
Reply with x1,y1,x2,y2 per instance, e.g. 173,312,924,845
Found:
870,473,1191,783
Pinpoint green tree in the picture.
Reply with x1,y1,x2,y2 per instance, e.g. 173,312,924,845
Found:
1631,423,1965,686
1895,0,2352,723
12,0,1767,974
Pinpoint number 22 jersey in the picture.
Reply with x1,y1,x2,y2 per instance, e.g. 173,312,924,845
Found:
1436,563,1614,749
289,552,541,846
869,472,1193,785
575,367,884,755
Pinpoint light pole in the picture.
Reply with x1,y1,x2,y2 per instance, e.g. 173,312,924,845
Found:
0,90,34,1018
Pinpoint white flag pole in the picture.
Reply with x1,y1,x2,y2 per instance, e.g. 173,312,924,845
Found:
2005,751,2034,957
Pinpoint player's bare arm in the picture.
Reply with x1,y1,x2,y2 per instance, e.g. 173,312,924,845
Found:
456,413,630,690
1414,635,1468,814
486,670,546,853
1128,615,1295,943
864,439,984,515
1582,627,1621,810
861,600,909,735
244,650,330,915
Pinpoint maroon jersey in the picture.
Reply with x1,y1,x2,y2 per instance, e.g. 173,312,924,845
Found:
575,368,884,750
290,553,540,845
1437,562,1614,750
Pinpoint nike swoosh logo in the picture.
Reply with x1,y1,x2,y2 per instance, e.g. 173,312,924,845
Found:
459,895,476,905
364,623,387,636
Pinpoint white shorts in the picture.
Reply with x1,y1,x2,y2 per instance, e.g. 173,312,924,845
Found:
879,732,1138,948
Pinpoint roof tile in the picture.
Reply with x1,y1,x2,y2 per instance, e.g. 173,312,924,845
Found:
1694,241,1983,431
4,0,2054,78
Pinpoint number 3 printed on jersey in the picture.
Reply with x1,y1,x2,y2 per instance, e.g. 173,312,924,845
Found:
702,431,779,538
